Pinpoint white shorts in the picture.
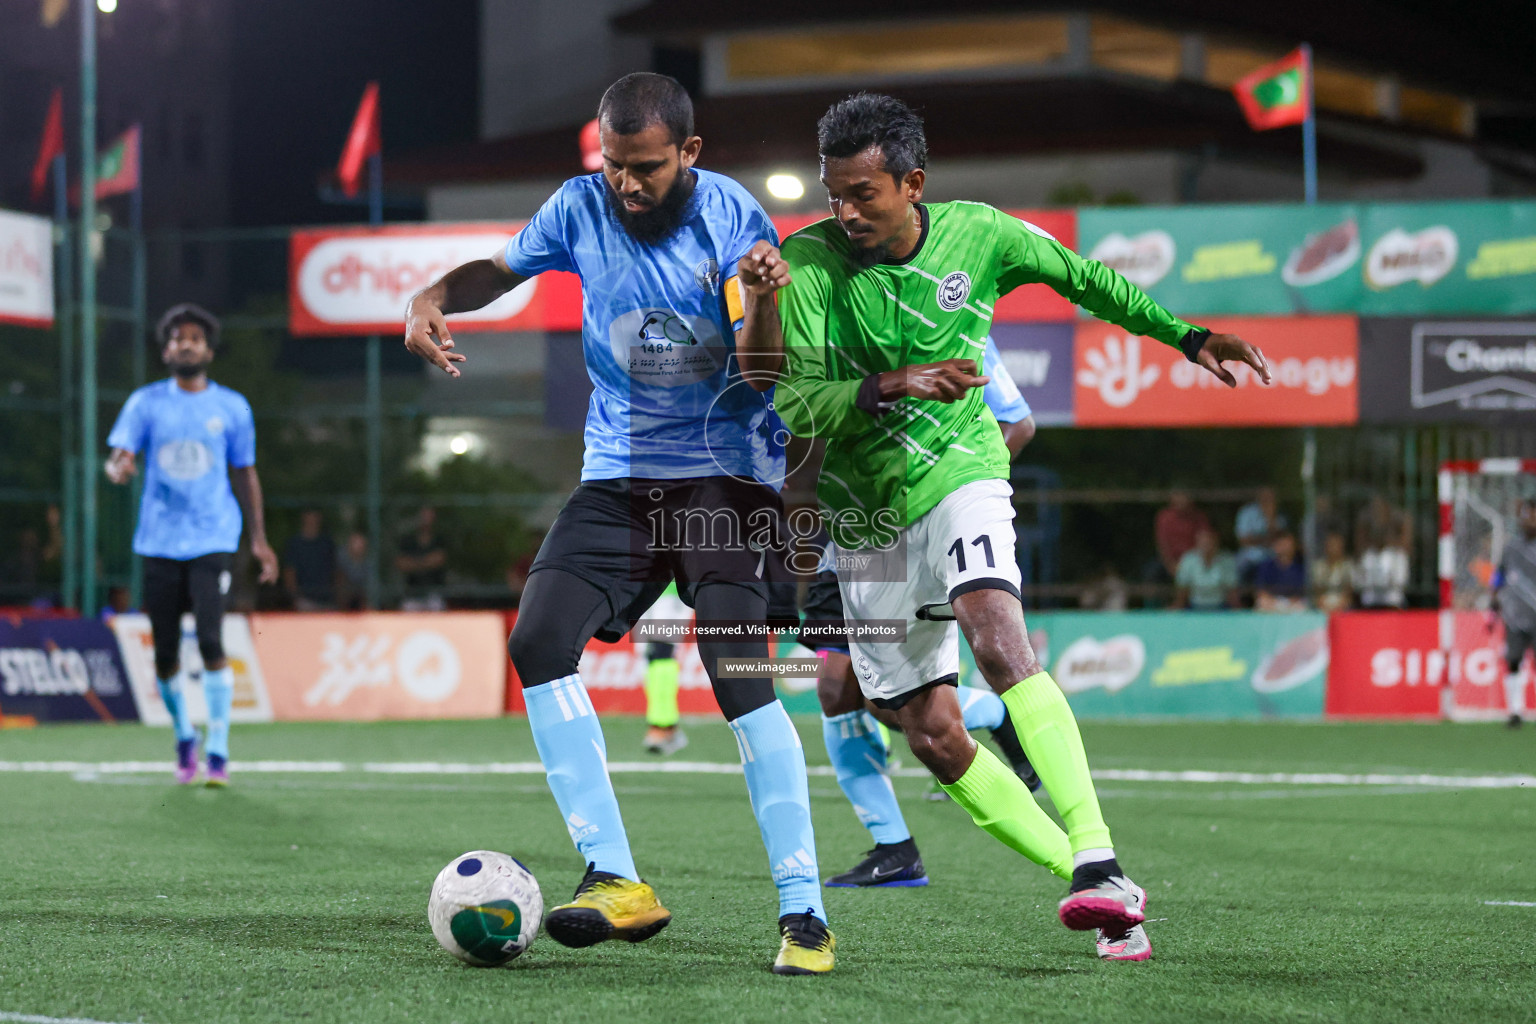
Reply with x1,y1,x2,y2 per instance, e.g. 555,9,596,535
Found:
834,478,1022,707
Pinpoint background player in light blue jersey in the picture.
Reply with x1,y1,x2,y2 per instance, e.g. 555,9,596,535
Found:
806,337,1043,887
105,304,278,787
404,73,834,974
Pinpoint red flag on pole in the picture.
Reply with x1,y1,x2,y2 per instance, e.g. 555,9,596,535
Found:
337,82,382,198
30,88,65,203
1232,48,1310,131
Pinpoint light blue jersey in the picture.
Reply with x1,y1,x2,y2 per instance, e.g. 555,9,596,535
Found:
504,169,785,486
980,337,1032,425
106,379,255,560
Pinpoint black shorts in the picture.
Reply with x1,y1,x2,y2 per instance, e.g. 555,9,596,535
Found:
529,477,799,643
142,552,231,673
798,569,849,654
1506,624,1536,671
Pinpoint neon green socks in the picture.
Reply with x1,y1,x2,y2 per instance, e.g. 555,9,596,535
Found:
643,657,681,729
940,743,1072,880
1000,671,1113,855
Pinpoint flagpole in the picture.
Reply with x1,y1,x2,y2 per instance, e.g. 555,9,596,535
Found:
129,138,147,608
54,151,79,612
365,149,383,611
1301,43,1317,205
79,0,100,617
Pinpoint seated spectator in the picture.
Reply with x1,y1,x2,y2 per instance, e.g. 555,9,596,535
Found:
1080,563,1129,611
1155,489,1209,582
1310,531,1356,613
1174,527,1238,610
335,531,370,611
1357,544,1409,609
1255,530,1307,612
397,506,448,611
1236,486,1288,583
283,509,337,611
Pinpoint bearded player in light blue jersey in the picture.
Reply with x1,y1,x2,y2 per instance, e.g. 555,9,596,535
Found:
404,73,833,975
105,304,278,787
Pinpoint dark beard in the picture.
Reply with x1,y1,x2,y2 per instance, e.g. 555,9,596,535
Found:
850,238,898,269
169,356,211,379
604,170,696,245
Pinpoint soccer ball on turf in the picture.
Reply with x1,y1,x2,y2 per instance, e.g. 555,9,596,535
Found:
428,850,544,967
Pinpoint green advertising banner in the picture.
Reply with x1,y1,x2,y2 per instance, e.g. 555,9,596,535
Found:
960,611,1328,719
1079,201,1536,318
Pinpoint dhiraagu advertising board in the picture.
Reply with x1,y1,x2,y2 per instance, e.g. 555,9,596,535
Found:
958,611,1328,719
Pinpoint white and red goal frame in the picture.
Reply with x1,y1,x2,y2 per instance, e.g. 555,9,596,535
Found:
1438,458,1536,608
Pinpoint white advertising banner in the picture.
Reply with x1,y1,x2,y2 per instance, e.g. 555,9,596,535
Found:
111,613,273,726
288,223,539,336
0,209,54,328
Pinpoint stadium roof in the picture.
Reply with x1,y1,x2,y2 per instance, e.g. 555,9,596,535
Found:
612,0,1535,100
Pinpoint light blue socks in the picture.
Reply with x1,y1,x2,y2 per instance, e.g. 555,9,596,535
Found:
731,701,827,923
202,667,233,761
523,674,639,880
822,710,910,845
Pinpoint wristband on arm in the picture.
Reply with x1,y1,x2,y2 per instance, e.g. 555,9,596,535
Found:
1179,327,1212,363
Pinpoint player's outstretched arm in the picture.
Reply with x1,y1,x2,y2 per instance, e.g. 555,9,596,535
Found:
230,465,278,584
734,240,790,390
1006,216,1272,388
404,251,528,378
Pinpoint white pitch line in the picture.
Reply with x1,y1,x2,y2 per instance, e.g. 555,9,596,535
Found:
0,1013,147,1024
1484,901,1536,907
3,760,1532,788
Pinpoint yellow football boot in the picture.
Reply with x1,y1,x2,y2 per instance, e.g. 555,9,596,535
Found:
771,910,835,975
544,862,671,948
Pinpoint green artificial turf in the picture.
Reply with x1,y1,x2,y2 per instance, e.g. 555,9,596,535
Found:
0,718,1531,1024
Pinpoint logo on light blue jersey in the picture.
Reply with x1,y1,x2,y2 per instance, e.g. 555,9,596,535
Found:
694,258,721,295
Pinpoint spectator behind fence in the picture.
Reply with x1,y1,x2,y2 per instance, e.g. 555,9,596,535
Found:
283,509,337,610
1174,527,1238,610
1255,530,1307,612
1310,531,1356,613
1080,563,1129,611
1302,492,1347,561
397,506,447,611
1236,486,1288,582
1155,489,1210,581
335,530,369,611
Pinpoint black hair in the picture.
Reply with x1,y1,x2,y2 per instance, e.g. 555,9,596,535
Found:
597,72,694,146
817,92,928,182
156,302,220,349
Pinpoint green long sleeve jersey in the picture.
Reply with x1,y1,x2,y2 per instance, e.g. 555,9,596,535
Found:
777,202,1202,545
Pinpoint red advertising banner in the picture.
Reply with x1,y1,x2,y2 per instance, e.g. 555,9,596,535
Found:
1324,609,1518,719
502,611,722,716
289,223,542,336
251,612,507,721
1074,315,1359,427
1325,611,1444,718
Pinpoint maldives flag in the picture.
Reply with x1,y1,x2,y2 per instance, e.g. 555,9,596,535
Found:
337,82,381,198
94,124,141,199
1232,48,1309,131
30,88,65,203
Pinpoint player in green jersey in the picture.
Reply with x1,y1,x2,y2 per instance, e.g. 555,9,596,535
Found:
773,93,1271,962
